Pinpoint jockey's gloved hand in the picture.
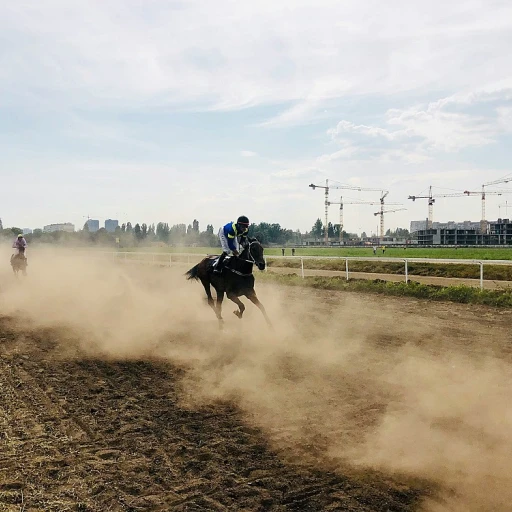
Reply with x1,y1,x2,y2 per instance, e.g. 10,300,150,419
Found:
233,250,239,257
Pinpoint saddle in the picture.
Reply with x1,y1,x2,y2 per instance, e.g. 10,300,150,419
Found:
209,254,231,273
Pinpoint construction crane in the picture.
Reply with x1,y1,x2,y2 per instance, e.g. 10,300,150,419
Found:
461,189,512,233
499,201,511,218
408,186,472,229
474,174,512,233
327,196,401,242
374,208,407,240
309,180,388,243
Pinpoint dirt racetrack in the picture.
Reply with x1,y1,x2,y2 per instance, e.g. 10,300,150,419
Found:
1,248,512,511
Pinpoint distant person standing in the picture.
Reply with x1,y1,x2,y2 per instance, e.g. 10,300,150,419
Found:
281,248,285,256
292,248,296,256
373,246,377,255
382,246,386,255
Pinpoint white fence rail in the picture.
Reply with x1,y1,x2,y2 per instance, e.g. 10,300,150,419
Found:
77,251,512,291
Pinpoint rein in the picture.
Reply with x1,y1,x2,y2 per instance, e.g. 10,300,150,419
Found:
225,240,262,277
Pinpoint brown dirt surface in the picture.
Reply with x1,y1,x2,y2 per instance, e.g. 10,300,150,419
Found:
1,248,512,511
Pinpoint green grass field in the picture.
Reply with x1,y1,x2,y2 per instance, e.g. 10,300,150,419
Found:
126,245,512,260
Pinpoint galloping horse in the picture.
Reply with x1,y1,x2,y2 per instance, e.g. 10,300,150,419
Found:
185,238,272,327
10,247,27,277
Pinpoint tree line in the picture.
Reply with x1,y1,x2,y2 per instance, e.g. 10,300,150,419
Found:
0,218,303,247
0,216,412,247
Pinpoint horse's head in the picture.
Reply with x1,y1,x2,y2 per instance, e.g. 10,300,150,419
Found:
246,237,265,271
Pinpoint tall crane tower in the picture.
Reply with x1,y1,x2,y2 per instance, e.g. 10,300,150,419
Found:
309,180,387,243
462,189,512,232
326,196,400,242
374,208,407,240
499,202,511,218
477,173,512,233
408,186,471,229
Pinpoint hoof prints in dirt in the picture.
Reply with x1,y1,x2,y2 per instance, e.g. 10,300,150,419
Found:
0,322,424,511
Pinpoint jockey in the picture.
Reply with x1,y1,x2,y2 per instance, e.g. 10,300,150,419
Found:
12,233,28,259
213,216,250,274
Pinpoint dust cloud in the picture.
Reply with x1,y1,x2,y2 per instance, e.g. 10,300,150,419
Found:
1,246,512,511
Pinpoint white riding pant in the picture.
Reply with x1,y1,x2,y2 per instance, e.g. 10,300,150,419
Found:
218,228,238,255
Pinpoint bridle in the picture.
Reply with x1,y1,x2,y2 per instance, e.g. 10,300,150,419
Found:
239,239,263,265
223,240,263,277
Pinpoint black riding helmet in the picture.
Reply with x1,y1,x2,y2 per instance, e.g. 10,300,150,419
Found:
236,215,250,231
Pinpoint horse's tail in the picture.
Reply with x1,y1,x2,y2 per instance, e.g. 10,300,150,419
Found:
185,263,200,281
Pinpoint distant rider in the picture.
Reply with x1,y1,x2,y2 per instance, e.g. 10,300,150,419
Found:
12,233,28,261
213,216,250,274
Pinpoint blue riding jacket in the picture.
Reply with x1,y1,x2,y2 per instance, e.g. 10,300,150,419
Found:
223,222,248,251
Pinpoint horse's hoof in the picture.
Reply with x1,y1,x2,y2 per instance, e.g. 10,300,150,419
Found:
233,310,242,319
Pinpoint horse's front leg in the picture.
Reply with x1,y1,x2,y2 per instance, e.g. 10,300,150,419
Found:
246,290,272,328
227,292,245,319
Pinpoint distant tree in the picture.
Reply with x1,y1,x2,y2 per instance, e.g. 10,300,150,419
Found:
361,231,367,239
206,224,214,235
33,228,43,238
312,218,324,238
83,222,89,232
121,223,126,232
386,227,411,239
11,227,23,236
148,224,156,237
126,222,133,233
187,224,193,235
0,218,3,230
134,223,142,240
156,222,170,242
141,223,148,238
193,219,199,232
327,222,335,238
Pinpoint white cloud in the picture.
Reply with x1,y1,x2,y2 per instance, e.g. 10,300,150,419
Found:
325,87,512,163
240,150,257,157
1,0,512,118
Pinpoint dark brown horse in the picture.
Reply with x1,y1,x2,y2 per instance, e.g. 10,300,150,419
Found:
10,247,27,277
185,238,271,327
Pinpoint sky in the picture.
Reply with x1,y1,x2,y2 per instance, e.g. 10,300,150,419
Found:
1,0,512,236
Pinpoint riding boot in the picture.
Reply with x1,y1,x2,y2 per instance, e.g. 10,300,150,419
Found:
213,252,227,274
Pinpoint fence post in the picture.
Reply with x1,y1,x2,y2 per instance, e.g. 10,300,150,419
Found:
301,257,304,279
480,262,484,291
265,257,268,272
405,259,409,283
345,259,349,281
169,254,172,267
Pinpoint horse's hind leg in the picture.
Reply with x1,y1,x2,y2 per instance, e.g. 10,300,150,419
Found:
246,290,272,328
200,279,222,320
227,293,245,319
